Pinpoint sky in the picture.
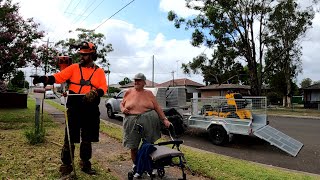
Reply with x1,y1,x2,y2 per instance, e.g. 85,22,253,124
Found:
11,0,320,86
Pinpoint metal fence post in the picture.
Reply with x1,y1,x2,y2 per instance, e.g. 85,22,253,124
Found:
34,98,41,135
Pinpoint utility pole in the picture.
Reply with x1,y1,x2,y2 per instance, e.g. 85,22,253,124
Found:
152,55,154,87
176,60,180,78
171,70,175,87
42,38,54,75
105,63,111,96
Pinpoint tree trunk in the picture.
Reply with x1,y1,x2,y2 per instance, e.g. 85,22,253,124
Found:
287,96,292,108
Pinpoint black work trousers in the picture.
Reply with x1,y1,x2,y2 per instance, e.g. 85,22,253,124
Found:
61,95,100,165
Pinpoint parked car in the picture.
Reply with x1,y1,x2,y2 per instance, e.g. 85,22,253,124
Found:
105,89,127,118
105,88,161,118
45,90,56,99
59,91,69,105
105,87,187,119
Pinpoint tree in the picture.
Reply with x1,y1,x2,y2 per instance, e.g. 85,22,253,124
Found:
108,87,121,94
312,80,320,85
47,28,113,74
268,71,299,106
181,49,249,86
0,0,44,81
168,0,316,96
265,0,314,107
168,0,272,95
300,78,312,88
35,44,59,74
118,77,132,86
8,70,29,90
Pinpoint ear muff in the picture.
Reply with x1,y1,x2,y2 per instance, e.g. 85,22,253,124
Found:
91,53,97,61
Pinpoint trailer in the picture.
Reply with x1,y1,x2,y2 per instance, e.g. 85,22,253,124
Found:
187,94,303,157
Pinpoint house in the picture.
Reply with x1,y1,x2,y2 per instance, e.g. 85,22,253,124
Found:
120,79,159,88
109,84,122,89
156,78,204,100
303,83,320,108
197,84,250,98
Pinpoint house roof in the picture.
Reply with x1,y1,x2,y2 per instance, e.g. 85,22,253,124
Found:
120,79,159,88
156,78,204,87
304,83,320,90
198,84,250,90
109,84,122,89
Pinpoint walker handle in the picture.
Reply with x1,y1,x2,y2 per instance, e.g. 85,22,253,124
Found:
156,140,183,146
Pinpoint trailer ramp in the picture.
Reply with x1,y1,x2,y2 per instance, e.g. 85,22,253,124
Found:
254,125,303,157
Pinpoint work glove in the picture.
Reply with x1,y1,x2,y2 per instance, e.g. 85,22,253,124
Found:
83,90,99,104
32,76,48,87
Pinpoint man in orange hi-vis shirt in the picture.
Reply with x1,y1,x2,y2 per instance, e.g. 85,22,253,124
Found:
33,42,107,176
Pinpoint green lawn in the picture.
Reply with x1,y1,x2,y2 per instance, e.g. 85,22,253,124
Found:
99,123,318,180
0,97,116,180
1,98,319,179
268,107,320,117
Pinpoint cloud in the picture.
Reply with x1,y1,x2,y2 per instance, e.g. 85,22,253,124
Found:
159,0,201,18
97,20,206,84
15,0,205,85
15,0,320,88
299,13,320,82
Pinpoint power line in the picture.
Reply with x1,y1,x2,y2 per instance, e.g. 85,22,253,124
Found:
54,0,104,42
78,0,105,25
70,0,97,24
93,0,136,30
64,0,74,13
69,0,82,16
107,56,151,59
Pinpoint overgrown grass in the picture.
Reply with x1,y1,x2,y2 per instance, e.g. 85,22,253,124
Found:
0,97,117,180
23,98,320,179
100,121,123,142
99,123,318,180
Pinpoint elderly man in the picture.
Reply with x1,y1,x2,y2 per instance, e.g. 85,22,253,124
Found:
120,72,171,177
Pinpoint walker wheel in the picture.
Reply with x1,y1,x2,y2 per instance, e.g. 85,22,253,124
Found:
128,171,134,180
157,168,165,178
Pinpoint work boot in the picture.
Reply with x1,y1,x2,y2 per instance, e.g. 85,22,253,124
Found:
79,160,96,175
59,164,73,176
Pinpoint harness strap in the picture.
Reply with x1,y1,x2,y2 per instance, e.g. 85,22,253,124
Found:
68,64,99,94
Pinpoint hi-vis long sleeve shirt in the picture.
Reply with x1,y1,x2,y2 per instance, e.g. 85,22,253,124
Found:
53,63,108,94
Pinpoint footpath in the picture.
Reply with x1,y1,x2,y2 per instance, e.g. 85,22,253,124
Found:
42,101,210,180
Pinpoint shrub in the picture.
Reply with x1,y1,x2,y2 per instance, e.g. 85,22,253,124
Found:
24,128,46,145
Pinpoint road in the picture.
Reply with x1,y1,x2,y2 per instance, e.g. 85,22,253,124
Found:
97,98,320,175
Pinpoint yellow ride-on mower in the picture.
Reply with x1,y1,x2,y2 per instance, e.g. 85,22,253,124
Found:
203,93,252,120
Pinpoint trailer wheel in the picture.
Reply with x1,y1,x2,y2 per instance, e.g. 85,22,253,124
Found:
209,126,228,145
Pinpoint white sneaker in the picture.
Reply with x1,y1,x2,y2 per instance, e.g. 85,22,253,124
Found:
133,173,141,178
147,169,157,177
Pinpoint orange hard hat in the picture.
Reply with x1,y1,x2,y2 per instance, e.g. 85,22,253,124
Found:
79,41,96,54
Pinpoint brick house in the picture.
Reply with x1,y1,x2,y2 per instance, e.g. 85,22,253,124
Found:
303,83,320,108
197,84,251,98
156,78,204,100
